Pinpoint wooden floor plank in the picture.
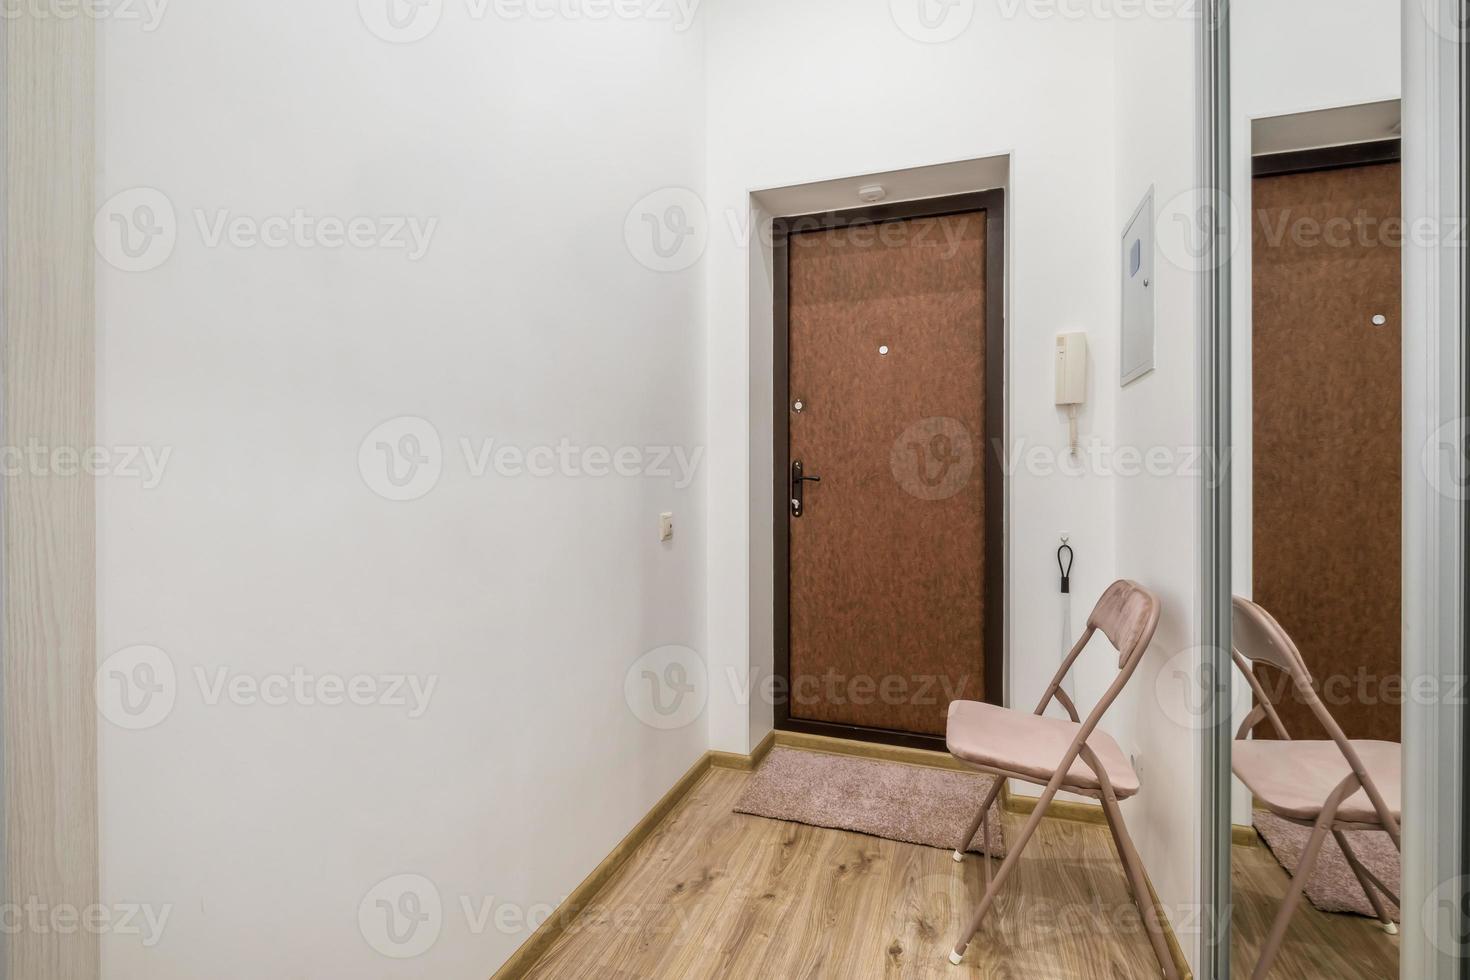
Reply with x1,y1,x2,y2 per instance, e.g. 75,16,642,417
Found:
1229,832,1398,979
525,755,1398,979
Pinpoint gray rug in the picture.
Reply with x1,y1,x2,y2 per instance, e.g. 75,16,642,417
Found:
1253,811,1400,922
733,748,1006,857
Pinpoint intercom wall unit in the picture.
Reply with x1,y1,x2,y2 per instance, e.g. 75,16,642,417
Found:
1056,332,1088,455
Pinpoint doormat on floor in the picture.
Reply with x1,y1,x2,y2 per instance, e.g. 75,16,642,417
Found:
733,748,1006,857
1253,811,1400,922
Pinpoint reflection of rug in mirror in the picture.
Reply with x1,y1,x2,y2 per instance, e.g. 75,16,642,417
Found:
733,748,1005,857
1253,811,1400,921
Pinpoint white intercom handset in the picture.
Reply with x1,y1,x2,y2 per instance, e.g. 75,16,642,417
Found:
1055,332,1088,456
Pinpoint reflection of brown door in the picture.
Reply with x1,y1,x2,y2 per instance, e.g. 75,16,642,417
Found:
1252,155,1401,741
777,197,1003,743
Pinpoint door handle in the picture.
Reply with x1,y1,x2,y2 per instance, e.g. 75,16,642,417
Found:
791,460,821,518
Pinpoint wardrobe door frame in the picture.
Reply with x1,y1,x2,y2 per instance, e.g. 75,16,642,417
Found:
1400,0,1470,975
1202,2,1470,975
2,10,101,980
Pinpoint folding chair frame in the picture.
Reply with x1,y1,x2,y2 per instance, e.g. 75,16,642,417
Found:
1229,596,1402,979
947,580,1180,980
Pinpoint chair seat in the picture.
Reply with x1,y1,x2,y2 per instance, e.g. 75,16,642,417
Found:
1232,739,1401,825
945,700,1140,798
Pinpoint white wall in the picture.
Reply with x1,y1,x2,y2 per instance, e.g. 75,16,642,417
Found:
704,0,1123,764
702,6,1204,967
96,4,706,978
1111,8,1203,969
1228,0,1402,823
96,3,1213,977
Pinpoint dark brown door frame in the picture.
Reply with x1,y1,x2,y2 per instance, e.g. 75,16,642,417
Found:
1252,138,1400,177
772,190,1006,752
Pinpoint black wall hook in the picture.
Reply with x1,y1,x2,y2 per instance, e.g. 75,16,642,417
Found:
1057,540,1074,595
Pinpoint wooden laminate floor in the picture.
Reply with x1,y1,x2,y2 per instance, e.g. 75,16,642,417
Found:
525,758,1398,979
1230,834,1398,979
526,761,1165,979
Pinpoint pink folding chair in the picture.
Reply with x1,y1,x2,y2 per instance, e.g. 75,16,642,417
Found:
1229,595,1402,979
944,580,1178,978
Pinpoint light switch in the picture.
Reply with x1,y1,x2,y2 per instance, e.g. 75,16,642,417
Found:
659,512,674,542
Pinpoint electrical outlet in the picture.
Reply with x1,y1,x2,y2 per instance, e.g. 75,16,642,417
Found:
659,512,674,542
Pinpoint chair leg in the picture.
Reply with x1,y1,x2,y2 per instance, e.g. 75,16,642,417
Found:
1335,835,1399,906
954,779,1004,862
1333,830,1397,934
1099,799,1142,908
1099,794,1180,980
981,808,992,891
949,783,1055,965
1250,801,1342,980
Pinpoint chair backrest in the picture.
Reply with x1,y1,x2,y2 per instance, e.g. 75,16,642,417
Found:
1229,596,1316,740
1231,594,1400,835
1230,595,1335,731
1088,579,1162,670
1036,580,1161,727
1231,595,1307,678
1026,581,1161,799
1231,595,1383,748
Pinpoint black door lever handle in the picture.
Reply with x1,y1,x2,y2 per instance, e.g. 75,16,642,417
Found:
791,460,821,517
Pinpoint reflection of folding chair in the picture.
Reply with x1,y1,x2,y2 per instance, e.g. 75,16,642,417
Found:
1230,595,1402,980
944,580,1178,979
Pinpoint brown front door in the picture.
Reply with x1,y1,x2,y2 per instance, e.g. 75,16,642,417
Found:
775,195,1004,744
1252,153,1402,741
